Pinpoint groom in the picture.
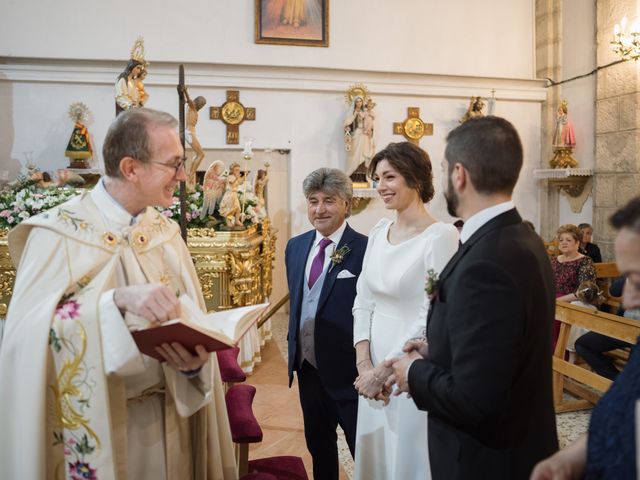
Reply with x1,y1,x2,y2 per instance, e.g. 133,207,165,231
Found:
285,168,367,480
388,116,558,479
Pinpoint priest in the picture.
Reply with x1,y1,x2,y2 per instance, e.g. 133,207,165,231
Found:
0,108,237,479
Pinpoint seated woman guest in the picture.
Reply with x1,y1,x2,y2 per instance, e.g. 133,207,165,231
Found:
351,142,458,480
578,222,602,263
551,224,597,345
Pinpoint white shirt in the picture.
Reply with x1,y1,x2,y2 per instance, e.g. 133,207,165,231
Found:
459,201,515,244
304,221,347,285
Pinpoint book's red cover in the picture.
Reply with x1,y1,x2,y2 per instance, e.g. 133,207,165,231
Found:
131,323,233,361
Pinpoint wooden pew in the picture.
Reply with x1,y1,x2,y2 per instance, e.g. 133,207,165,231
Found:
594,262,621,311
553,301,640,413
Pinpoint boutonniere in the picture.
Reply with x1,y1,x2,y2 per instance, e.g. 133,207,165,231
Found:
425,268,440,301
329,245,351,272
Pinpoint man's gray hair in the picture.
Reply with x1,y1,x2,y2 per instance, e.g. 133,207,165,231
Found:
103,108,178,178
303,168,353,216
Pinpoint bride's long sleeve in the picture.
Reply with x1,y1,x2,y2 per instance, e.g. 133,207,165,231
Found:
352,219,387,345
383,224,459,360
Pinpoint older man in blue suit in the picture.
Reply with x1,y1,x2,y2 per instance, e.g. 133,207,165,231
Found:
285,168,367,480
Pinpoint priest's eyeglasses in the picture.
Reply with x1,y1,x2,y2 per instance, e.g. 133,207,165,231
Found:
150,157,187,175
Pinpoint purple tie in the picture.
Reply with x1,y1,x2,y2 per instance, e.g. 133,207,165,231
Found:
308,238,332,289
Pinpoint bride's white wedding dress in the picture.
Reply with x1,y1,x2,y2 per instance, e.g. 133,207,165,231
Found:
352,218,458,480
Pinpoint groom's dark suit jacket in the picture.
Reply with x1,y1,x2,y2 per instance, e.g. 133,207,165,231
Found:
285,223,367,400
409,209,558,480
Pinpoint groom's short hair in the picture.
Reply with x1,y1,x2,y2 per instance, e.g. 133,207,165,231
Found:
445,116,523,195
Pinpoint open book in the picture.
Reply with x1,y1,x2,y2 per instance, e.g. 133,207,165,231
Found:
131,295,270,361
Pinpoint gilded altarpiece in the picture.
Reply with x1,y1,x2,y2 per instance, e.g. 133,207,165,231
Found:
0,220,277,318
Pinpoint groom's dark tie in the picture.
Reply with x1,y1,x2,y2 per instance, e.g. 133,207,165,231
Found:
308,238,332,288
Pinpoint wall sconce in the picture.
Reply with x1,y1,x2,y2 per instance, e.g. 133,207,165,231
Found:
611,16,640,60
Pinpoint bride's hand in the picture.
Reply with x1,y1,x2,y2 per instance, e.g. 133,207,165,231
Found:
354,365,391,399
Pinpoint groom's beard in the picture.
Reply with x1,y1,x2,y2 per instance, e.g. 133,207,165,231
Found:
444,175,459,218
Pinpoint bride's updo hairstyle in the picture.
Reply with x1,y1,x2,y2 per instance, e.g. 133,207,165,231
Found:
368,141,435,203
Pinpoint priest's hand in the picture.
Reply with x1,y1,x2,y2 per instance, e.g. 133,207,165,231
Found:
113,284,181,325
155,343,209,374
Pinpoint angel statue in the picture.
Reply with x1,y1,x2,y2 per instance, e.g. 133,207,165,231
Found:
200,160,226,220
460,96,486,123
179,85,207,186
218,172,243,229
115,37,149,115
550,100,578,168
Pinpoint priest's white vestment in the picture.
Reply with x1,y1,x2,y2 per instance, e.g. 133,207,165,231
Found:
0,183,237,480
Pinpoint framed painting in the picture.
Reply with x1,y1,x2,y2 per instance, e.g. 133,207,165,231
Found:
255,0,329,47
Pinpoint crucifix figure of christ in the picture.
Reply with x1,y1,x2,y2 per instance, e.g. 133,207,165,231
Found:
393,107,433,145
178,85,207,186
209,90,256,144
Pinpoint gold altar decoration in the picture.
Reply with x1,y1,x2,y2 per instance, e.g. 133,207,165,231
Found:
209,90,257,145
393,107,433,145
0,219,277,318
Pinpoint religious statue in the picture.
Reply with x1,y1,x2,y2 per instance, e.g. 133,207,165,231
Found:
550,100,578,168
460,96,486,123
179,85,207,186
343,84,376,186
228,162,244,189
115,37,149,115
136,64,149,107
200,160,226,220
64,102,93,168
218,172,243,229
253,168,269,214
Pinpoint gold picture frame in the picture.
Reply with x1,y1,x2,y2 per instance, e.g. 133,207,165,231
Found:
255,0,329,47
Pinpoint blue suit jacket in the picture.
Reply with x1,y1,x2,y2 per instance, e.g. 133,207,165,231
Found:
285,223,367,401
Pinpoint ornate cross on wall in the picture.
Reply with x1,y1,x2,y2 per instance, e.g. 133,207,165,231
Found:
209,90,256,144
393,107,433,145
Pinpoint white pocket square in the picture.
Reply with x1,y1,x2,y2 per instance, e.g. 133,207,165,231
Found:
337,270,356,279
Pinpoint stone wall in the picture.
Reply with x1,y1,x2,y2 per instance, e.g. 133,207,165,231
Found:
595,0,640,260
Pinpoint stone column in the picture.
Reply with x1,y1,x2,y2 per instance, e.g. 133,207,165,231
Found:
536,0,563,240
595,0,640,260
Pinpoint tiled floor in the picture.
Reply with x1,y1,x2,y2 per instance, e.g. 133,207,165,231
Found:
246,313,590,479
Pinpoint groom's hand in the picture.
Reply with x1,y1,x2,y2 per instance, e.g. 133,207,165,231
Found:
402,338,429,357
385,350,423,395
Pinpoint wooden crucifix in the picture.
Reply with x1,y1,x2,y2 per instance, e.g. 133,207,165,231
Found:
393,107,433,145
209,90,256,144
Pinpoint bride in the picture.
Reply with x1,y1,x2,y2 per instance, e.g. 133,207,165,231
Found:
352,141,458,479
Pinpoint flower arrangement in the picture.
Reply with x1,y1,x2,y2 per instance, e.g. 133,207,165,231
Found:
0,176,266,231
158,183,266,229
0,177,83,229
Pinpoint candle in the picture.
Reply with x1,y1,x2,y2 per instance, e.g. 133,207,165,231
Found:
243,139,253,157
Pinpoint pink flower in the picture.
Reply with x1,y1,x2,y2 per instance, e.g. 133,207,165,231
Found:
68,461,97,480
161,210,172,217
0,210,10,218
56,299,81,320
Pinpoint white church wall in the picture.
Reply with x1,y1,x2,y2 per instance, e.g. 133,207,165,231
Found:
557,0,597,228
0,1,545,303
0,0,535,79
0,61,546,236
